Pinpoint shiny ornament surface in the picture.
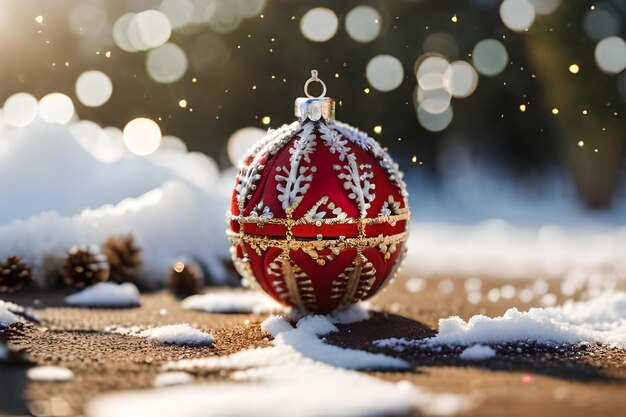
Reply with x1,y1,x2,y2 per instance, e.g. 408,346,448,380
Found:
227,71,410,312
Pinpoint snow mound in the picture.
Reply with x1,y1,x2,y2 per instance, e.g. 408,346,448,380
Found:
459,345,496,361
139,324,214,346
86,315,470,417
153,372,194,387
65,282,140,308
27,366,74,382
182,290,281,314
0,118,234,288
0,300,34,324
377,292,626,349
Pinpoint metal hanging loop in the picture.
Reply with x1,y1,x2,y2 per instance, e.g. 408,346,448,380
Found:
304,69,327,98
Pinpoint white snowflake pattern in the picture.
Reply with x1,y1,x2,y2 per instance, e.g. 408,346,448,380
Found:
304,196,348,221
249,200,274,219
319,123,350,160
275,122,317,212
379,196,402,216
334,153,376,216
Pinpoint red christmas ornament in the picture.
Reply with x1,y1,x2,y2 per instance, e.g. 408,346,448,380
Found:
227,70,410,313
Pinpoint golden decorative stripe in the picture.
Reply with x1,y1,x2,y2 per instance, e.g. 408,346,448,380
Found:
228,211,410,226
227,230,408,252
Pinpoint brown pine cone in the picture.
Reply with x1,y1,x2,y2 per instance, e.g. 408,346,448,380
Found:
167,258,204,298
0,256,33,293
102,235,142,283
63,245,110,289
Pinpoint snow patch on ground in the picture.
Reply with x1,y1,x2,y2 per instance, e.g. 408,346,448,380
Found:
65,282,140,308
27,366,74,382
86,315,470,417
182,290,282,314
107,323,213,346
139,324,214,346
459,345,496,361
376,292,626,350
153,372,194,387
0,300,34,324
0,304,20,324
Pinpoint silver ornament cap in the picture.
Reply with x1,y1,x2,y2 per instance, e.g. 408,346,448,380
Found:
295,70,335,122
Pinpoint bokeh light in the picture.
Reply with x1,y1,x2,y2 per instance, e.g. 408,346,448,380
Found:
3,93,38,127
113,13,139,53
345,6,381,43
499,0,535,32
472,39,508,77
416,55,449,90
68,3,108,39
300,8,338,43
160,135,188,153
582,6,621,41
146,43,188,84
227,127,266,166
444,61,479,98
366,55,404,92
422,32,459,60
123,117,162,156
128,10,171,50
159,0,194,30
38,93,74,125
528,0,561,15
594,36,626,75
416,86,452,114
417,105,454,132
75,71,113,107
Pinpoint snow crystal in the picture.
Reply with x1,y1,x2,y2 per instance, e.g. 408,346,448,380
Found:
27,366,74,382
139,324,213,346
0,118,233,288
65,282,140,308
86,315,470,417
459,345,496,361
182,290,281,314
153,372,194,387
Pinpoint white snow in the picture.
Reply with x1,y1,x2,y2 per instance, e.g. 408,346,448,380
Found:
65,282,140,308
27,366,74,382
86,314,470,417
404,220,626,286
153,372,194,387
459,345,496,361
106,323,213,346
0,117,233,288
182,290,282,314
376,292,626,349
139,324,214,346
0,300,31,324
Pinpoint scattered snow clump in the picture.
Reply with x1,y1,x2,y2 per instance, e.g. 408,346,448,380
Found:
27,366,74,382
140,324,214,346
459,344,496,361
182,290,281,314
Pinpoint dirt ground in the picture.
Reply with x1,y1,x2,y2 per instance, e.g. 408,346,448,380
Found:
1,276,625,417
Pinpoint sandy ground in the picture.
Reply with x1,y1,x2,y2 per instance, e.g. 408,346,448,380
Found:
1,276,625,417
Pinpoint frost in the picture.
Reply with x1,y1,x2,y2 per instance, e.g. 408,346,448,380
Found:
65,282,140,308
335,153,375,216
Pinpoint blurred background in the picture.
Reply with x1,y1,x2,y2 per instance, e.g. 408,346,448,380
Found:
0,0,624,217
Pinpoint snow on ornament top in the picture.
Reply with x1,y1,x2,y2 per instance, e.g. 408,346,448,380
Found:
227,70,410,313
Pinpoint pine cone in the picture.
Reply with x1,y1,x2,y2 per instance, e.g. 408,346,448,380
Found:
168,258,204,298
63,245,110,289
0,257,33,293
102,235,142,283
